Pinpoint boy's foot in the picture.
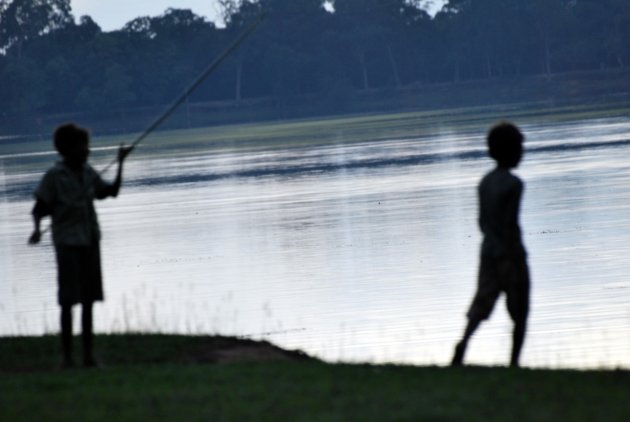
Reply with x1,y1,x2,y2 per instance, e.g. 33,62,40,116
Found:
451,342,465,367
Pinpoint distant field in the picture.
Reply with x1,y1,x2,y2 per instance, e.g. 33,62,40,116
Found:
4,100,630,160
1,334,628,421
100,100,630,153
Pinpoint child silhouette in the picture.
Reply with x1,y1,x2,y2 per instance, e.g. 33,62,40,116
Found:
29,123,133,368
451,122,530,368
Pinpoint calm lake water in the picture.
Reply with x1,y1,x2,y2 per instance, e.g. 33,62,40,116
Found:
2,114,630,369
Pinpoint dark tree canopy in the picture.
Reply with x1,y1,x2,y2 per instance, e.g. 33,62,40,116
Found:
0,0,72,56
1,0,629,132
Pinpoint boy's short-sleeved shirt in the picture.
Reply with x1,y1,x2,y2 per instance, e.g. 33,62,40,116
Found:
34,162,109,246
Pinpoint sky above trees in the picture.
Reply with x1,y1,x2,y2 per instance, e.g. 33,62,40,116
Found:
70,0,446,31
70,0,224,30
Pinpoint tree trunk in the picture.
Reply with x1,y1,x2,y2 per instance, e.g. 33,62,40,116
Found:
387,46,402,88
235,59,242,103
454,59,461,82
485,53,492,79
543,33,552,78
15,39,23,60
185,95,192,128
360,52,369,90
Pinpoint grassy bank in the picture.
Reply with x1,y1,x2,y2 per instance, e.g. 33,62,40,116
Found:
5,99,630,158
1,335,629,421
92,99,630,155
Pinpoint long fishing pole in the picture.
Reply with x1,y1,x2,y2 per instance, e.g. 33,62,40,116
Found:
36,15,264,239
98,14,265,175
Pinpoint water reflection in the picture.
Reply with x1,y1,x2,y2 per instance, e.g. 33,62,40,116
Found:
1,117,630,369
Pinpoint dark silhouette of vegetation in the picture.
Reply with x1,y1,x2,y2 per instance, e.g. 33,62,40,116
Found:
1,0,630,134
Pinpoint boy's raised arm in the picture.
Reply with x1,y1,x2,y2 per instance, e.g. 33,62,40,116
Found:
96,144,134,199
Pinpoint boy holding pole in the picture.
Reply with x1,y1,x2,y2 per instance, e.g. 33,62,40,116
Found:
29,123,133,368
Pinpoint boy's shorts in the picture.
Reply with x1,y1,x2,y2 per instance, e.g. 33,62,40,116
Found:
466,254,529,323
55,243,104,306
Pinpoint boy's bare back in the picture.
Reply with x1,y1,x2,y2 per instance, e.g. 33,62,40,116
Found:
478,167,525,259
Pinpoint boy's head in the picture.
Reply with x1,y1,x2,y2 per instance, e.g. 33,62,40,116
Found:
54,123,90,167
487,122,523,168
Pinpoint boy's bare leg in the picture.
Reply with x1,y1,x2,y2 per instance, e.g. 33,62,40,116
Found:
81,302,96,367
451,317,481,366
61,305,73,367
510,319,527,367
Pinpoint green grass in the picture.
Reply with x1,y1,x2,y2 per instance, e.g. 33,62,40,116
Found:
6,99,630,159
108,100,630,149
1,335,629,421
76,99,630,168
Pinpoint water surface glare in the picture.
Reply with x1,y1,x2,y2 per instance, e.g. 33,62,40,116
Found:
2,117,630,369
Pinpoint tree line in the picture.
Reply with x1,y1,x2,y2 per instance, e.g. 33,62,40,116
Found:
1,0,629,124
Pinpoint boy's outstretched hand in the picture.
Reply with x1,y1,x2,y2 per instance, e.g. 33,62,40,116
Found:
118,144,134,163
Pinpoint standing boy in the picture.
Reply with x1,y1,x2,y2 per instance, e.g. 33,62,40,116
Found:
29,123,133,368
451,122,530,367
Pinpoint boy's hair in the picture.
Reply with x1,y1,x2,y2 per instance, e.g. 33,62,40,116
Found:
54,123,89,156
487,122,523,165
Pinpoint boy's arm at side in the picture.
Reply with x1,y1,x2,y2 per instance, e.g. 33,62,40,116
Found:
504,178,524,255
28,198,51,244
